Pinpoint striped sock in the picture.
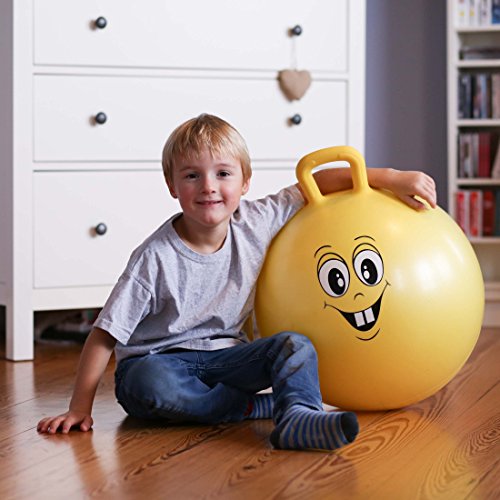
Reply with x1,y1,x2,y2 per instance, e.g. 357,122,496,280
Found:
245,393,274,419
270,406,359,451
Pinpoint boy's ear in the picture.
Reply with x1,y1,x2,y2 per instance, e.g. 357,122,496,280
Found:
166,179,178,199
242,179,250,195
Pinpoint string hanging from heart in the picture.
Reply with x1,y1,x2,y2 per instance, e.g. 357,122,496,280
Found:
278,28,312,101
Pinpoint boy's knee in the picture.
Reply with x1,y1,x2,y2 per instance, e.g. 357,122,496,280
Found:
273,331,318,359
117,355,183,419
275,331,313,346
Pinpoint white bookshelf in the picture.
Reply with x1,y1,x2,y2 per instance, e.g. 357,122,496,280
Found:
447,0,500,327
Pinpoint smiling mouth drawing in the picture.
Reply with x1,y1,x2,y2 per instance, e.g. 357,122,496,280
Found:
324,283,389,341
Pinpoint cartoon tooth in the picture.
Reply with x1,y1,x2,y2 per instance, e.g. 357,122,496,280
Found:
365,307,375,323
354,312,365,327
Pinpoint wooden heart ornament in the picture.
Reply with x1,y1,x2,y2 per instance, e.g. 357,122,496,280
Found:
278,69,312,101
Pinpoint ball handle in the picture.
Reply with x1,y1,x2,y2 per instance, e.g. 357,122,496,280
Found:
296,146,370,205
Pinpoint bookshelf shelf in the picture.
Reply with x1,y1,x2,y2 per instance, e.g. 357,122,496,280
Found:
457,119,500,127
469,237,500,244
447,0,500,327
457,26,500,33
457,60,500,68
456,178,500,186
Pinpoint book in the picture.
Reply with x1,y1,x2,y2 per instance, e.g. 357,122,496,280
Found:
457,0,469,25
491,140,500,178
480,0,492,24
455,190,471,235
495,190,500,235
457,0,495,26
460,46,500,60
471,133,480,176
482,73,491,118
469,0,480,25
458,73,473,118
469,190,483,237
459,72,500,120
472,73,490,119
483,190,495,236
458,133,472,177
493,0,500,23
459,131,500,177
492,73,500,119
478,132,492,177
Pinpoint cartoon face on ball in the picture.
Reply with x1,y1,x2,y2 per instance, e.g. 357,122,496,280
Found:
315,235,390,342
256,146,484,410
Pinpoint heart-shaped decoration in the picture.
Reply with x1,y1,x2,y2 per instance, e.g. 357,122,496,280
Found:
278,69,312,101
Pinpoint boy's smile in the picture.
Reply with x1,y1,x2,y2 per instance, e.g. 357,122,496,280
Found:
167,147,250,251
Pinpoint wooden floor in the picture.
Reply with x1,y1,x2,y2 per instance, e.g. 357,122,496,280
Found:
0,329,498,500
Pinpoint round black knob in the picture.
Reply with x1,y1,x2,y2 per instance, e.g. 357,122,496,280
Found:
95,17,107,29
290,113,302,125
95,223,107,236
94,112,107,125
291,25,303,36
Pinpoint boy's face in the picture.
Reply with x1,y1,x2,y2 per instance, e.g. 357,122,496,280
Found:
167,147,250,232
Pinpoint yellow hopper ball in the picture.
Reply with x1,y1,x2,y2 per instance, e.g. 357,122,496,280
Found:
255,146,484,411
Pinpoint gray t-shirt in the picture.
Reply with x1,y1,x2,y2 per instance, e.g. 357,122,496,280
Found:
94,185,304,363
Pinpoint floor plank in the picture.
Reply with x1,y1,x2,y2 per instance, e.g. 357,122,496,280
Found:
0,329,498,499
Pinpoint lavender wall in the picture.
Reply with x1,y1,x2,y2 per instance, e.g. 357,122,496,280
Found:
365,0,448,208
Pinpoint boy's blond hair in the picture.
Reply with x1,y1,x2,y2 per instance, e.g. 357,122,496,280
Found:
162,114,252,186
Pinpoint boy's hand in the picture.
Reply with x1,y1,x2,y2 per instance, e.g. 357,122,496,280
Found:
389,170,437,210
36,328,115,436
313,167,437,211
37,410,93,434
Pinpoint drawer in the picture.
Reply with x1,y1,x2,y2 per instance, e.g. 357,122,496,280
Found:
33,171,179,288
34,0,348,72
34,75,347,163
33,169,300,288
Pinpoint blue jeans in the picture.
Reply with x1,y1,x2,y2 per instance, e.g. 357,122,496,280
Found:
115,332,323,426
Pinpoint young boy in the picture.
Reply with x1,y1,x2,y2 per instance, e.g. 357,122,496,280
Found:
37,114,437,451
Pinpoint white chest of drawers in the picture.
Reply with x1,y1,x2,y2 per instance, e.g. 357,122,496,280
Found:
0,0,365,360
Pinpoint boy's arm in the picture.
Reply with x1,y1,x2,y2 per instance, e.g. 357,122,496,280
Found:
37,327,116,434
308,167,437,210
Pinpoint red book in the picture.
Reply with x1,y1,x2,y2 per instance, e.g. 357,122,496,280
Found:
478,132,491,178
469,190,483,237
455,191,470,235
483,190,495,236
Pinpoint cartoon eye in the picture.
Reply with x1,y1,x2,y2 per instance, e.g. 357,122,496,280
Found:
318,259,350,297
353,250,384,286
